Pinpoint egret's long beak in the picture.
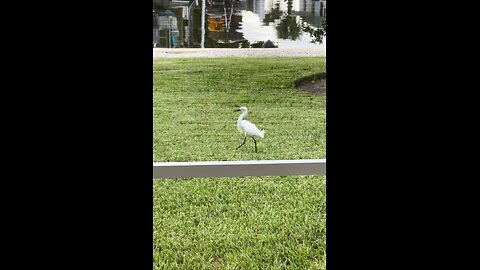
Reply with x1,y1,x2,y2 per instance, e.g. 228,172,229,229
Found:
234,109,241,112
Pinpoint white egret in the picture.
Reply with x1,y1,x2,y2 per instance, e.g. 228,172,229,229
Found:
234,106,265,153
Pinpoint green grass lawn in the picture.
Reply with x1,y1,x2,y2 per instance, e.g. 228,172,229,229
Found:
153,57,326,269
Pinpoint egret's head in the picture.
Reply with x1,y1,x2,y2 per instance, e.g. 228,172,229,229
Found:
234,106,248,113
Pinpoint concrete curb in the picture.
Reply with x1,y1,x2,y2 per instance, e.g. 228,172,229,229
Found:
153,48,326,58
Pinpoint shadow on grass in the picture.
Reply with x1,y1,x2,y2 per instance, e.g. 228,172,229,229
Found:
294,72,326,95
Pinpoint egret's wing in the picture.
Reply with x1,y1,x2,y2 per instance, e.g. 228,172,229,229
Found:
242,120,262,135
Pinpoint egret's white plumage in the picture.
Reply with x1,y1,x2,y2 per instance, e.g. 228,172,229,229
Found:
234,106,265,152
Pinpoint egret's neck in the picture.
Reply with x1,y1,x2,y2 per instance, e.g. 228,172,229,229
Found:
237,112,247,124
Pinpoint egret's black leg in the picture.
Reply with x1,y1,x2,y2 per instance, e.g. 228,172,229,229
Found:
252,137,257,153
236,136,247,150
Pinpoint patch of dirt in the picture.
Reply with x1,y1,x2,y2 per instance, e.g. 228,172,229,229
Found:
294,72,326,95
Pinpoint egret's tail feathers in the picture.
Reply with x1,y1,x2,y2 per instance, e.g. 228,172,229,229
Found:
260,130,265,138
